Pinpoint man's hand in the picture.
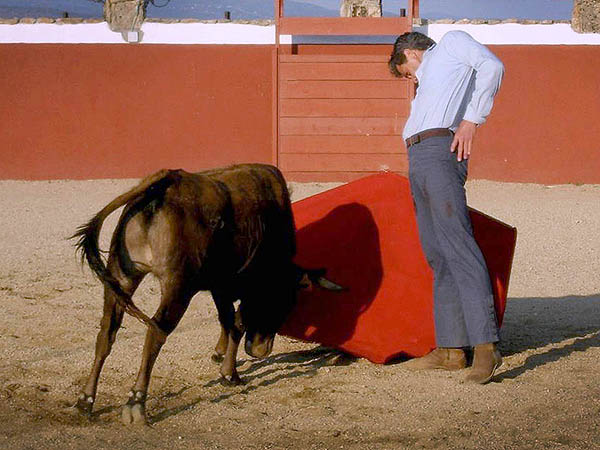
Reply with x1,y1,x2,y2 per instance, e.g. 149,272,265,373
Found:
450,120,478,161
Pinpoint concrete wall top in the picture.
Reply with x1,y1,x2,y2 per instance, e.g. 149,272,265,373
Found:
2,20,600,45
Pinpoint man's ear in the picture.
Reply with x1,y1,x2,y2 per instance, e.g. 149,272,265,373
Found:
403,48,417,60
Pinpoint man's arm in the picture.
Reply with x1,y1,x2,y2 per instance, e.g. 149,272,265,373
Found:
444,31,504,161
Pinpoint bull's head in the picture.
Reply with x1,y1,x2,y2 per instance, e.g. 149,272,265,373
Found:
243,265,344,359
244,331,275,359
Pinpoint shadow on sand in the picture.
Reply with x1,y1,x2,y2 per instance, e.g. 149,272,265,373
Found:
496,293,600,381
150,294,600,423
149,346,356,424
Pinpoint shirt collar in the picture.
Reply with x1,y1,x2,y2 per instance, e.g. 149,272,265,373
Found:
415,43,435,83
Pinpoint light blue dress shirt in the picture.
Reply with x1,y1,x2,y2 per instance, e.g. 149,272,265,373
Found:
402,30,504,141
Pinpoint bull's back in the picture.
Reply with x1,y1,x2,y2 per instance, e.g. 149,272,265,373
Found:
120,165,296,281
204,164,289,207
205,164,296,262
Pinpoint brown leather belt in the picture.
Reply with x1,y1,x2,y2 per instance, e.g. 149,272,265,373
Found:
405,128,453,149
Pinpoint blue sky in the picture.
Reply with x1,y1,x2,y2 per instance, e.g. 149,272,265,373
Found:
0,0,573,20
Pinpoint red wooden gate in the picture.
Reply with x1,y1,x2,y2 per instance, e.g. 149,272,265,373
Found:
274,0,417,182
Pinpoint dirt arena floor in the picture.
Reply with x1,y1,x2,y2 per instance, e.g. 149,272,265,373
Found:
1,177,599,449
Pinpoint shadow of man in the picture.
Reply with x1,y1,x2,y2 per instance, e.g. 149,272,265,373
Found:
497,294,600,380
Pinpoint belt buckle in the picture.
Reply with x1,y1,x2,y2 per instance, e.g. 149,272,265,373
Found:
408,134,421,147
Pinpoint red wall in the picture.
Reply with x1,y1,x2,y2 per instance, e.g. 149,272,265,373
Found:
0,44,274,180
474,45,600,184
1,43,599,183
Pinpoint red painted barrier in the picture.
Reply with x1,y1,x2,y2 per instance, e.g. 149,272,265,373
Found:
0,44,274,180
281,173,516,363
1,44,599,183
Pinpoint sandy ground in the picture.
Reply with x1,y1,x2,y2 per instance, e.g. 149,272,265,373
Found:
0,176,599,449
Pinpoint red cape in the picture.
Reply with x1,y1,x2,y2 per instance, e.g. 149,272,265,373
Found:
280,173,516,364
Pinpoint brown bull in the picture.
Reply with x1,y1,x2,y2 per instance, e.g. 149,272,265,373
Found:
72,164,339,425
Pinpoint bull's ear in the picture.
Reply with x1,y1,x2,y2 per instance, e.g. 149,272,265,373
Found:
298,273,313,291
316,276,345,291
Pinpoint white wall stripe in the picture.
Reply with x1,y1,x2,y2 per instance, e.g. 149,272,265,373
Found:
418,23,600,45
1,22,599,45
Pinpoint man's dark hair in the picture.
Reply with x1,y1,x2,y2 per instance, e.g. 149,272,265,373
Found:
388,32,436,78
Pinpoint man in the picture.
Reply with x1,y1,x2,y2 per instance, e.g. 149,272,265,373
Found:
388,30,504,384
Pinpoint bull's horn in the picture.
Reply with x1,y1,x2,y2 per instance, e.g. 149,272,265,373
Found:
316,276,345,291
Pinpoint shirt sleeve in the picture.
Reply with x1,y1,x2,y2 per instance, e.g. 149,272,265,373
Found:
441,31,504,125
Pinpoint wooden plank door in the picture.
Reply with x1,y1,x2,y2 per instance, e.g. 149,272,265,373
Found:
274,0,417,181
278,54,412,181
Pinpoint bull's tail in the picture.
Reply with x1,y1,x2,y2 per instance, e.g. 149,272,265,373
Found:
71,169,176,329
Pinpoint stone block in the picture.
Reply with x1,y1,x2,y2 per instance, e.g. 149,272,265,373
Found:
104,0,146,32
572,0,600,33
340,0,382,17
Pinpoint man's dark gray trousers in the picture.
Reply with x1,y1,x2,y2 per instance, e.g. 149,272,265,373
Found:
408,134,499,347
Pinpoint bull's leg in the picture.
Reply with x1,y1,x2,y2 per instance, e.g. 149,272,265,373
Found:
211,289,245,385
211,324,228,363
76,284,129,416
211,304,244,364
121,280,194,426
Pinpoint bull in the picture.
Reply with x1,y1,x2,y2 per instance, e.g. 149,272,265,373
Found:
72,164,340,425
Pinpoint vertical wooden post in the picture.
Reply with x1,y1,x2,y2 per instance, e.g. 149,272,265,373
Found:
272,0,282,167
407,1,419,103
408,0,419,21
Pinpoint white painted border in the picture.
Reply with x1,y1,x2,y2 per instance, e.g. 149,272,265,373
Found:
0,23,123,44
1,22,600,45
141,22,275,44
419,23,600,45
0,22,275,44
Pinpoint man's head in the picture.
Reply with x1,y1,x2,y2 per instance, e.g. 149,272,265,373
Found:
388,32,436,81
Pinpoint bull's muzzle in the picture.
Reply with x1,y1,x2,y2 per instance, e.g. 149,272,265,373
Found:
245,333,274,359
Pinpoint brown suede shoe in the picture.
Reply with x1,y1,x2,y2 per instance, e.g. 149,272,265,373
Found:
465,343,502,384
401,348,466,371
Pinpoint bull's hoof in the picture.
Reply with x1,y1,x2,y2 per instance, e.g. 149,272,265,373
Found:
211,352,224,364
75,393,94,417
121,391,148,426
220,373,244,386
